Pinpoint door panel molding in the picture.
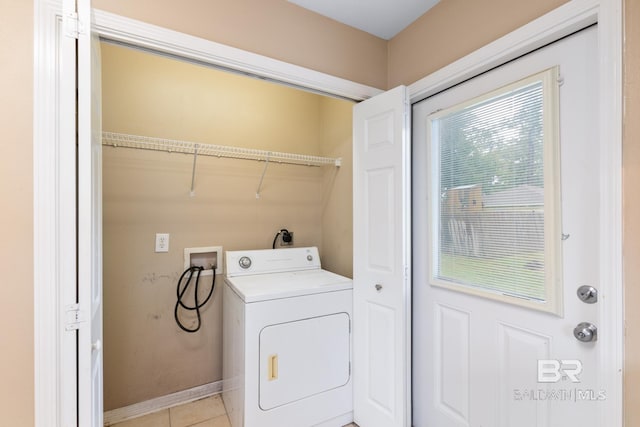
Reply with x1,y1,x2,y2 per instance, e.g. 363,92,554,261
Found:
367,302,396,413
435,305,470,425
365,167,395,272
497,324,551,427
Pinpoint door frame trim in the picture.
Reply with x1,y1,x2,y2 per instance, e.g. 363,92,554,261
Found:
408,0,623,425
408,1,603,102
33,0,79,425
93,9,383,102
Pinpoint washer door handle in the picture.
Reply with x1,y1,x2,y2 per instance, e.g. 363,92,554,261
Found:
268,354,278,381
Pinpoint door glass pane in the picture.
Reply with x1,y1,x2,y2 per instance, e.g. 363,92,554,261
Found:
428,69,561,310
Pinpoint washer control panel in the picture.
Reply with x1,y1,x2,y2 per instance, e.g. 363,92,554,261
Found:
226,247,320,277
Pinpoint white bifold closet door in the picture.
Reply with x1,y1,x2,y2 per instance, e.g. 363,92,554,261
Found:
75,0,104,425
353,86,412,427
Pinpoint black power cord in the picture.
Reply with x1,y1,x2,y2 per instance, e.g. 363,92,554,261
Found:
174,265,216,333
272,228,292,249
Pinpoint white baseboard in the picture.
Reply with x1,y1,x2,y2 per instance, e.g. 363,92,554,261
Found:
103,380,222,426
314,411,354,427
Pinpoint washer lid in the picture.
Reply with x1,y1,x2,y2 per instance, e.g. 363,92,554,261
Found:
225,269,352,303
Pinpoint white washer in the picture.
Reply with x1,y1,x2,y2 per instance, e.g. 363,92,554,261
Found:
222,247,353,427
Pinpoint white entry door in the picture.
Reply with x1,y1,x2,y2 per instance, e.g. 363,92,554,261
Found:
413,27,602,426
353,86,412,427
76,0,104,425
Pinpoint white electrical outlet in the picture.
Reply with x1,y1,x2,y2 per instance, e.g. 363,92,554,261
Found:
155,233,170,252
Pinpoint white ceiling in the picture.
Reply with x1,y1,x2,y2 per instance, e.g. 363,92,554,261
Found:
288,0,440,40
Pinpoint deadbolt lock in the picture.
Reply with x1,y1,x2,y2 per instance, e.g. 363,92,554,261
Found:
577,285,598,304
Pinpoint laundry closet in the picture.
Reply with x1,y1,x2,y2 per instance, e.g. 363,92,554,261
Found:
100,42,354,413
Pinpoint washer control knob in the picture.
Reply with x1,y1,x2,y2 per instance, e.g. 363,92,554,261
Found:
307,255,313,261
238,256,252,269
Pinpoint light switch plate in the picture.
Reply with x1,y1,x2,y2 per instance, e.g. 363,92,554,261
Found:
155,233,169,252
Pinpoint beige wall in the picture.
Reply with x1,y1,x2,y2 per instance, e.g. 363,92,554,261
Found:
101,43,353,409
93,0,388,90
320,97,354,278
624,0,640,424
0,1,34,426
387,0,569,87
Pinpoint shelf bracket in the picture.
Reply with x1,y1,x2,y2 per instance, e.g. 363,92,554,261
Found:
256,153,271,199
190,144,199,197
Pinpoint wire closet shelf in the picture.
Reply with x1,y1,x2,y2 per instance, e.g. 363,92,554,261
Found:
101,132,342,167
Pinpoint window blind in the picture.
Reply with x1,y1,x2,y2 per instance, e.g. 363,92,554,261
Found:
431,80,546,301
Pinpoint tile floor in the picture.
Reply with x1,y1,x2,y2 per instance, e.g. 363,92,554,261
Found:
109,394,358,427
110,395,229,427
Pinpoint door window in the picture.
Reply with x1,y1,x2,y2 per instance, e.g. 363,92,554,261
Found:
427,68,562,313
